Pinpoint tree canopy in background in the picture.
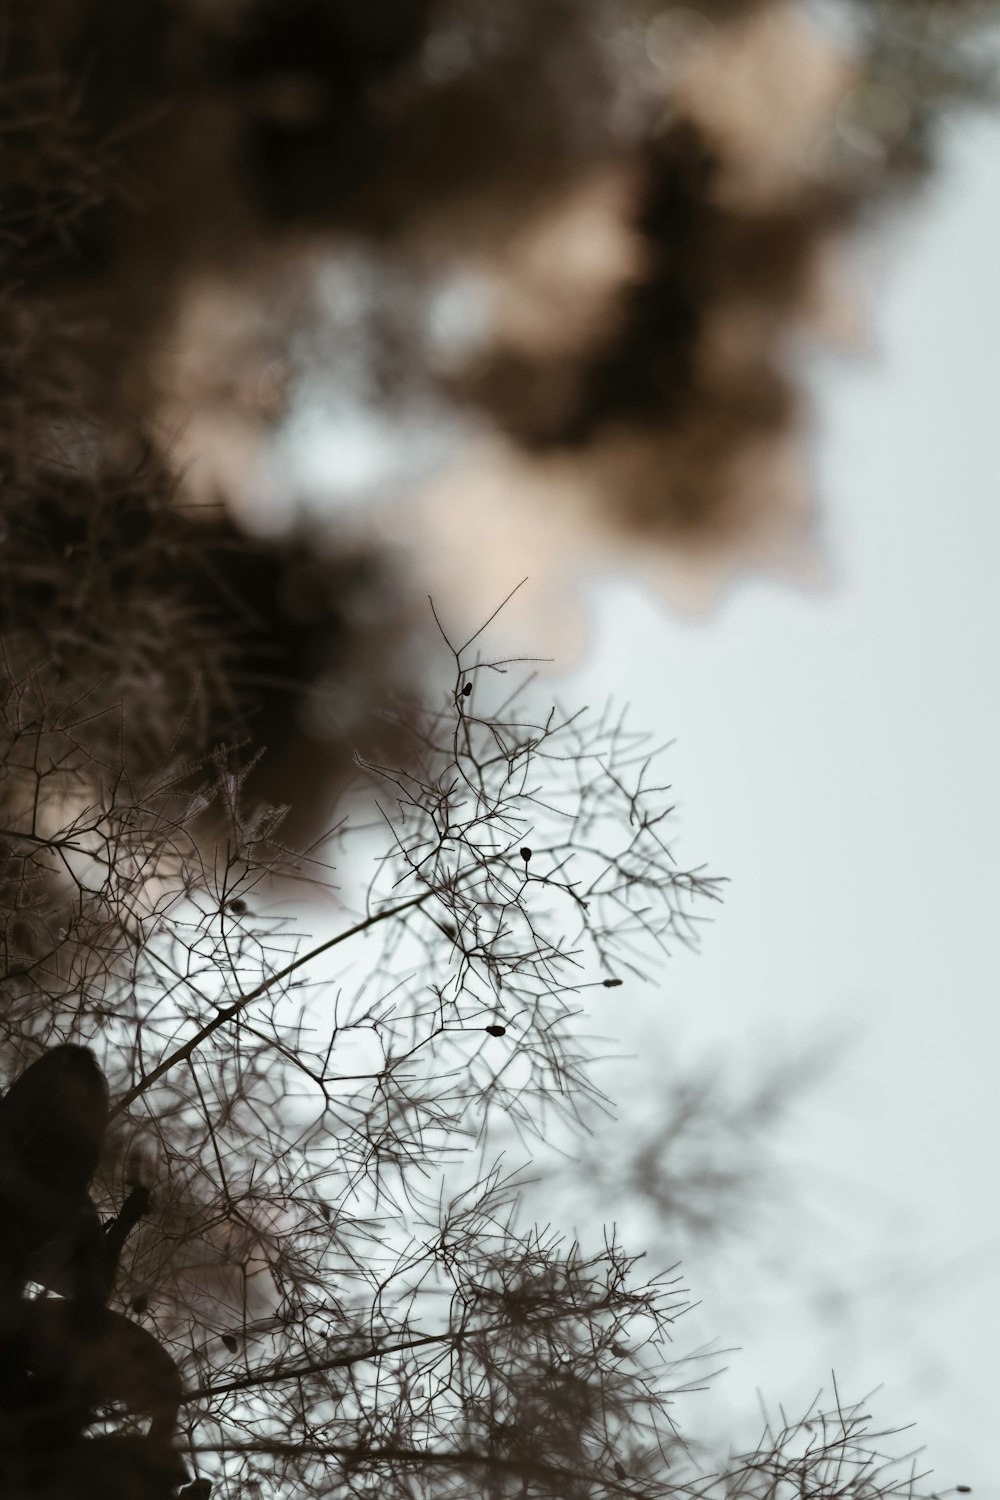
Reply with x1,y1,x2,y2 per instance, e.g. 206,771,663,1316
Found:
3,0,996,823
7,1,997,549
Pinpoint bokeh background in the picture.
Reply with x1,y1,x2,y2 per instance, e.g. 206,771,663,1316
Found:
3,0,998,1493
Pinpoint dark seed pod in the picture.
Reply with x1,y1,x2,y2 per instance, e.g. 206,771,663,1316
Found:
462,683,473,697
131,1292,149,1315
614,1459,627,1480
485,1024,506,1038
221,1333,240,1353
602,978,622,988
520,847,531,862
227,898,248,915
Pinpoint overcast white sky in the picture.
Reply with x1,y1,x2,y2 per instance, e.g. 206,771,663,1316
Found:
523,109,1000,1496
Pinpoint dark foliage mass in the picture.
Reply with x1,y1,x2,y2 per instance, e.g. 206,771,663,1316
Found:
0,448,410,829
1,0,423,835
0,1047,108,1306
0,1046,205,1496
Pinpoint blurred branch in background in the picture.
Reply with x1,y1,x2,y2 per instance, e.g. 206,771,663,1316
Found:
511,1031,851,1331
544,1042,835,1248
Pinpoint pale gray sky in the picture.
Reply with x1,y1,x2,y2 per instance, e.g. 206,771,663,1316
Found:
535,110,1000,1495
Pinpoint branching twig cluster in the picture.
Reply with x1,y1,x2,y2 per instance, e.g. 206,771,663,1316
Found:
0,570,944,1497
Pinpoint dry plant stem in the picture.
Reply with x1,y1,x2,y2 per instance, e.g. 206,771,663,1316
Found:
111,886,437,1118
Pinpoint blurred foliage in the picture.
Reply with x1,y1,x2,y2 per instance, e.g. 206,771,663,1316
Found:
0,0,997,796
3,0,998,524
